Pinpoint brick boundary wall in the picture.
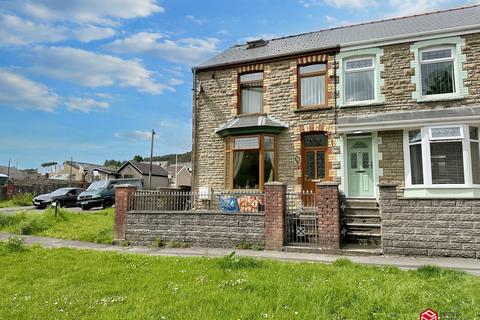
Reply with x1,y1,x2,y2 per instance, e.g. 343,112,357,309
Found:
316,182,341,249
379,183,480,258
125,211,265,248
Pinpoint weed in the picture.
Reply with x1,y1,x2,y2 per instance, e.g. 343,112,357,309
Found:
120,240,130,247
332,258,354,267
11,193,34,206
217,252,262,270
153,237,165,248
236,240,251,250
167,240,190,248
2,235,27,252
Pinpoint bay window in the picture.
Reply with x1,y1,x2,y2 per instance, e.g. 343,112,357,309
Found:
224,134,276,190
298,63,327,108
404,125,480,187
239,72,263,114
344,57,375,103
420,47,455,96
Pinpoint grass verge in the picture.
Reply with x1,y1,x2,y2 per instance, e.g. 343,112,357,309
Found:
0,193,34,208
0,207,113,244
0,246,478,319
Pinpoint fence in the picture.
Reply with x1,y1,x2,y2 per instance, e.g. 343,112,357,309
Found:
285,191,318,246
129,190,266,213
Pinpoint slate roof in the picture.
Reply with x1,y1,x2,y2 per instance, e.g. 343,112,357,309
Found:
121,161,169,177
215,115,288,136
64,161,117,174
195,5,480,70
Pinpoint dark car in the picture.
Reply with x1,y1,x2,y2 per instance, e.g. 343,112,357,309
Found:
77,178,142,210
32,187,85,209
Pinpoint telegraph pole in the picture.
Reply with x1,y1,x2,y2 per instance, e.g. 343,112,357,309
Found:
148,129,155,189
69,157,73,187
7,158,11,180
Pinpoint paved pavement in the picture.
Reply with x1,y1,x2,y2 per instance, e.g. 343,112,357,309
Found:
1,232,479,275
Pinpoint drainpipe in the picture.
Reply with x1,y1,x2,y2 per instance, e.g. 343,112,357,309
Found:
191,69,197,192
333,51,338,135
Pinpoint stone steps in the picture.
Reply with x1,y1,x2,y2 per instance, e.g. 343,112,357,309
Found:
343,198,381,248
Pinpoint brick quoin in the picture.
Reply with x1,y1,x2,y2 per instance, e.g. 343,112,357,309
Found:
114,185,137,242
316,182,341,249
264,182,287,251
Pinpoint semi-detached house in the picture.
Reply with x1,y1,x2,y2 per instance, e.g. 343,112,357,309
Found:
191,5,480,257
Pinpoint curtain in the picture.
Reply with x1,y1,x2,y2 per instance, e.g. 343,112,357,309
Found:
345,70,374,103
409,144,424,184
301,75,325,106
264,151,274,183
233,151,244,178
471,142,480,184
242,87,263,113
430,141,464,184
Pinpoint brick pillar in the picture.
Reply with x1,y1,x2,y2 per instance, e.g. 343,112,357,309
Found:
316,181,341,249
5,181,14,200
264,182,286,251
114,185,137,242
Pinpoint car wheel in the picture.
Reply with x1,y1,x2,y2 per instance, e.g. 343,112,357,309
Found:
103,198,113,209
81,205,90,211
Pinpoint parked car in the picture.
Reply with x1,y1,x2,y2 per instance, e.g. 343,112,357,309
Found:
77,178,143,211
32,188,85,209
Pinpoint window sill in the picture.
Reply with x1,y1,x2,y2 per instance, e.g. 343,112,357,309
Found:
403,186,480,199
416,94,465,103
340,101,385,108
294,106,332,113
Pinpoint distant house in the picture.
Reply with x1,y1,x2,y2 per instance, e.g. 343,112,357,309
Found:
117,161,169,189
164,162,192,189
52,161,118,183
0,166,26,180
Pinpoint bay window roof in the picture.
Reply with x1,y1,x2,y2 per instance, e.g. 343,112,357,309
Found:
215,115,288,137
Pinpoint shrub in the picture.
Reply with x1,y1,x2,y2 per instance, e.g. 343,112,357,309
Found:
217,252,262,270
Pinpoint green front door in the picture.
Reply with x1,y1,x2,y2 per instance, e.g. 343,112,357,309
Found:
347,138,374,198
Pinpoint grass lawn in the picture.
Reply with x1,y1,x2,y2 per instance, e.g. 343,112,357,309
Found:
0,207,113,244
0,241,479,320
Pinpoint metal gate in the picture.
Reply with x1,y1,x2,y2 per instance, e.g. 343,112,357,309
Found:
285,191,318,245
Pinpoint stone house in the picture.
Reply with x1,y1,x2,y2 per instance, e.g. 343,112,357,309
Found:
52,160,118,183
191,5,480,258
117,161,169,190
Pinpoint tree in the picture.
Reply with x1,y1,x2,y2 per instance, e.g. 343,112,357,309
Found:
104,160,123,169
132,155,144,162
41,162,57,173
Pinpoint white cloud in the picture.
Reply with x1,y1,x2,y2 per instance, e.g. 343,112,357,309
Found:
32,46,171,94
105,32,220,66
159,120,177,128
115,131,152,140
13,0,164,25
73,25,116,42
185,15,207,25
168,78,184,86
0,70,59,111
0,14,68,46
66,97,110,113
387,0,449,16
299,0,378,8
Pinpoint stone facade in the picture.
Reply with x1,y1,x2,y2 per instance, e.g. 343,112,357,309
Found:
377,131,405,195
125,211,265,248
194,53,339,193
380,184,480,258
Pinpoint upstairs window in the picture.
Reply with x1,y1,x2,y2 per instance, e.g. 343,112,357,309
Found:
298,63,327,108
420,47,455,96
239,72,263,114
344,57,375,103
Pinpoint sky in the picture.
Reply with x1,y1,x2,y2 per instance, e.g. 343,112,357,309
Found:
0,0,477,171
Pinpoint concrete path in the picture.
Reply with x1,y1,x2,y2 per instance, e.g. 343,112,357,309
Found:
0,206,35,213
1,232,479,275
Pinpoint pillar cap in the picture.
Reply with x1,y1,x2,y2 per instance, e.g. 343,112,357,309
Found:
264,182,286,186
317,181,340,186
